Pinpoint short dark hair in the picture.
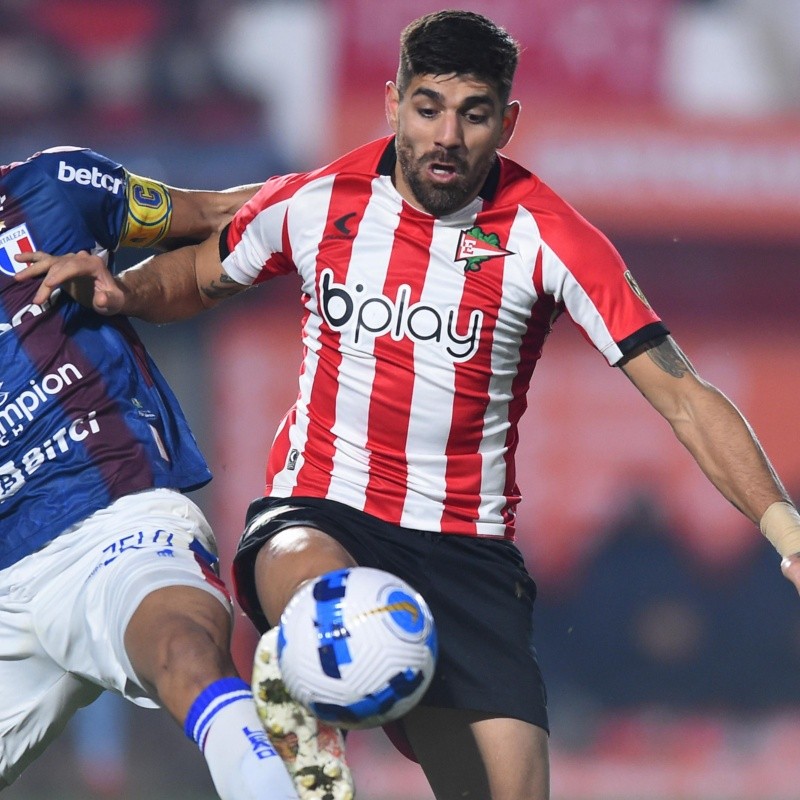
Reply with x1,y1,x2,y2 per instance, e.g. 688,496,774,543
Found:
397,10,520,104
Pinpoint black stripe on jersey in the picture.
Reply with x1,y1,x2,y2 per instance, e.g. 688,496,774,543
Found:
377,139,396,175
218,221,232,261
616,321,670,357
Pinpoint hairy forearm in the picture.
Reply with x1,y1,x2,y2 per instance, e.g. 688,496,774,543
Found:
622,337,790,525
117,247,207,322
161,184,262,246
668,381,789,523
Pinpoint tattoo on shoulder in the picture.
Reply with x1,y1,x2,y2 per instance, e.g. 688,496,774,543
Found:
646,339,690,378
202,272,242,301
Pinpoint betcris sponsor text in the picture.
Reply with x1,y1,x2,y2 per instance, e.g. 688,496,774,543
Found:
58,161,124,194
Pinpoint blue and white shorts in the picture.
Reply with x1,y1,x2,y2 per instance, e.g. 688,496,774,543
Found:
0,488,231,786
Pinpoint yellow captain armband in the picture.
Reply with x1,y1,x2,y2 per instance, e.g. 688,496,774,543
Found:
760,501,800,559
119,172,173,248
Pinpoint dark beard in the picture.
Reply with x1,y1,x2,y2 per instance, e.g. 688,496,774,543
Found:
396,140,481,217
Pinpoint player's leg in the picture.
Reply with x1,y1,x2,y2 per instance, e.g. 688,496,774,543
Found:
373,528,550,800
400,707,549,800
253,524,358,626
64,489,297,800
233,499,362,635
123,583,235,721
123,584,298,800
242,518,357,799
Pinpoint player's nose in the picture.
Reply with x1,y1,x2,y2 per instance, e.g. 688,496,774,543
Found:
434,112,464,150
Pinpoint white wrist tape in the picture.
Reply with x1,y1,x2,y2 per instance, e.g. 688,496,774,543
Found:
759,501,800,558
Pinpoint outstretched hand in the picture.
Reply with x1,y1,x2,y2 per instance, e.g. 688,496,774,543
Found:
14,250,125,314
781,554,800,596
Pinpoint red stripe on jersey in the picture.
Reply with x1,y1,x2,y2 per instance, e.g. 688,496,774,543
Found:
362,210,434,520
439,208,517,535
532,182,661,345
290,174,370,497
193,553,231,601
254,212,295,285
265,402,297,490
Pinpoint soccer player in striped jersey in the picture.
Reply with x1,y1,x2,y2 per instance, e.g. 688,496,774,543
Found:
18,10,800,800
0,149,305,800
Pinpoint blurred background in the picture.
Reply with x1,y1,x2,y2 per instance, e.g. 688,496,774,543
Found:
2,0,800,798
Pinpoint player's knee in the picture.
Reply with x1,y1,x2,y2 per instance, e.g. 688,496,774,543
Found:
157,619,229,676
254,525,356,625
126,588,233,689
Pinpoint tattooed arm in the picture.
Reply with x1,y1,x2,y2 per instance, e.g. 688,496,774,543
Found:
115,234,248,321
619,335,790,525
16,232,248,322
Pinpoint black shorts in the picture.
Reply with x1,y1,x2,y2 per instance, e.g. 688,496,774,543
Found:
233,496,549,734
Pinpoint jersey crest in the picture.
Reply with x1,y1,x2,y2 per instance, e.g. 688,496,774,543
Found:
454,226,514,273
0,224,34,277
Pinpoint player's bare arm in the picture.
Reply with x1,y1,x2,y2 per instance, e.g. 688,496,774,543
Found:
16,227,248,320
638,335,694,378
117,221,251,319
621,336,800,593
165,183,261,242
619,335,790,524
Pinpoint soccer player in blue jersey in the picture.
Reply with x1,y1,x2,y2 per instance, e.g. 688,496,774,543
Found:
0,147,304,800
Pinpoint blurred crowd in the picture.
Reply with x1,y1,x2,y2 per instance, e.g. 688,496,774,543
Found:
538,490,800,720
0,0,332,185
2,0,800,176
1,0,247,138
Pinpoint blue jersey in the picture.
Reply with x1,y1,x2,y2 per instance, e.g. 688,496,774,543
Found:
0,147,211,569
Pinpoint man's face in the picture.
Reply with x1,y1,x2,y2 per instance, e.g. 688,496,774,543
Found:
385,73,518,217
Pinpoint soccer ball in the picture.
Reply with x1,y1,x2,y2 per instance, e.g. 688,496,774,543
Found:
276,566,438,730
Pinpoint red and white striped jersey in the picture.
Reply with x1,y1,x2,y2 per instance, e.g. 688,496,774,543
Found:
222,136,667,539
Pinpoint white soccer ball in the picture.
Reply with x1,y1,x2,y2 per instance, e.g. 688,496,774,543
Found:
277,566,438,730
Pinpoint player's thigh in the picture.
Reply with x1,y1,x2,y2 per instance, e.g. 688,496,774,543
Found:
0,539,103,784
39,488,231,704
401,706,549,800
253,524,358,624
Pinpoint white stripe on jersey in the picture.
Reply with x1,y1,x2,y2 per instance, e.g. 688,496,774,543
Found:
223,201,285,286
400,215,462,529
323,177,400,510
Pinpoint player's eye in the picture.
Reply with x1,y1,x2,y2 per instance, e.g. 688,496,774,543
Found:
464,111,489,125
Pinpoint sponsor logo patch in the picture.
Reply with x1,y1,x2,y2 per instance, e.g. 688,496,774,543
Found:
624,269,651,308
57,160,124,194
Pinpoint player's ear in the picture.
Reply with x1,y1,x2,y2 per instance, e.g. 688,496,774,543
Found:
385,82,400,132
498,101,520,149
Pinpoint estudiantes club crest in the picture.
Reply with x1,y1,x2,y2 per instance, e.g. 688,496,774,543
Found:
454,226,514,273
